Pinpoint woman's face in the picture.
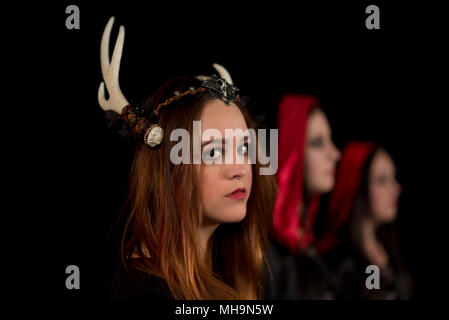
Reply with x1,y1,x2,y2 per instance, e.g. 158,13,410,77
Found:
368,150,402,224
195,99,252,225
304,109,340,195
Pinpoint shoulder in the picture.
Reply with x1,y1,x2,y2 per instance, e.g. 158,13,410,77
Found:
109,268,174,300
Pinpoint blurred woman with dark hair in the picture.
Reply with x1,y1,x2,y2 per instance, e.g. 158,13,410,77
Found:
98,18,276,300
315,141,413,299
264,94,341,299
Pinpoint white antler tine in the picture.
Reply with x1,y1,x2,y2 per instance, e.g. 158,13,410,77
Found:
100,17,114,78
98,81,107,107
98,16,129,114
212,63,233,85
110,25,125,79
195,75,209,81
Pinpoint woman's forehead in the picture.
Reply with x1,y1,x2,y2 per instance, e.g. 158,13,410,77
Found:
200,99,248,132
371,151,395,174
307,110,330,135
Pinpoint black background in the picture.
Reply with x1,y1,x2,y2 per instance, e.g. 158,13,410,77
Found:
3,0,445,304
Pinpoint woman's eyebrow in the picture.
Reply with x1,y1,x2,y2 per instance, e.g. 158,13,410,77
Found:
201,138,225,148
201,136,250,148
308,135,323,141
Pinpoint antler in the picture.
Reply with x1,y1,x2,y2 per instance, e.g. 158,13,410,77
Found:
212,63,233,85
98,16,129,113
195,63,234,85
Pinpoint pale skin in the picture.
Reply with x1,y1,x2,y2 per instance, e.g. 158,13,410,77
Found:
131,100,252,265
299,109,340,249
368,150,402,225
304,109,340,195
195,99,252,266
362,150,402,269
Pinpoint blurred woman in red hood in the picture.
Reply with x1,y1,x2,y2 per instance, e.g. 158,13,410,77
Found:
315,141,413,299
264,94,340,299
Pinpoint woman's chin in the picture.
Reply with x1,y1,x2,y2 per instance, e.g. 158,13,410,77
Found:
220,209,247,223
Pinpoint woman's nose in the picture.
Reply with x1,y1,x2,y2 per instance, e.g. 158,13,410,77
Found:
226,164,246,179
329,142,340,161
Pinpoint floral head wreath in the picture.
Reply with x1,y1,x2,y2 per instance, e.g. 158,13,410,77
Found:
98,17,241,147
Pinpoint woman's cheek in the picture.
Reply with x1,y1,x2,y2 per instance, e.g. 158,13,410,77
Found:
199,167,219,202
370,185,389,221
246,163,252,192
306,151,325,190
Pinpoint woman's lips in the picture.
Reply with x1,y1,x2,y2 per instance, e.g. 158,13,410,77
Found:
226,188,246,200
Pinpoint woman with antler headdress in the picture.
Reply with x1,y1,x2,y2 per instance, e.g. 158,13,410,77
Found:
98,17,276,299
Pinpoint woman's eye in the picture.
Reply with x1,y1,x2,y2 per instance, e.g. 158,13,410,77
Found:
309,137,324,148
238,143,249,155
204,147,222,160
375,176,388,185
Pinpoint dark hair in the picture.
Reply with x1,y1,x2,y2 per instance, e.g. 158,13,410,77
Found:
346,148,413,298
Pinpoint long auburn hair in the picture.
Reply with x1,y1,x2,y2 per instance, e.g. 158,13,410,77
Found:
112,75,276,299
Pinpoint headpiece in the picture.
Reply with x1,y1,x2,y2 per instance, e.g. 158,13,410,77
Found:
98,17,240,147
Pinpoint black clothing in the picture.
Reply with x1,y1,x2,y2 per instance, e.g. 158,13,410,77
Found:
323,244,413,300
263,241,338,299
109,268,174,300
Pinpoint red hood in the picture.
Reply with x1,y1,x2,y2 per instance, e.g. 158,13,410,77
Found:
315,140,378,254
273,94,321,254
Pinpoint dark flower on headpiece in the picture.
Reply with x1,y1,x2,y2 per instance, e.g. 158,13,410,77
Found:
104,109,132,139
